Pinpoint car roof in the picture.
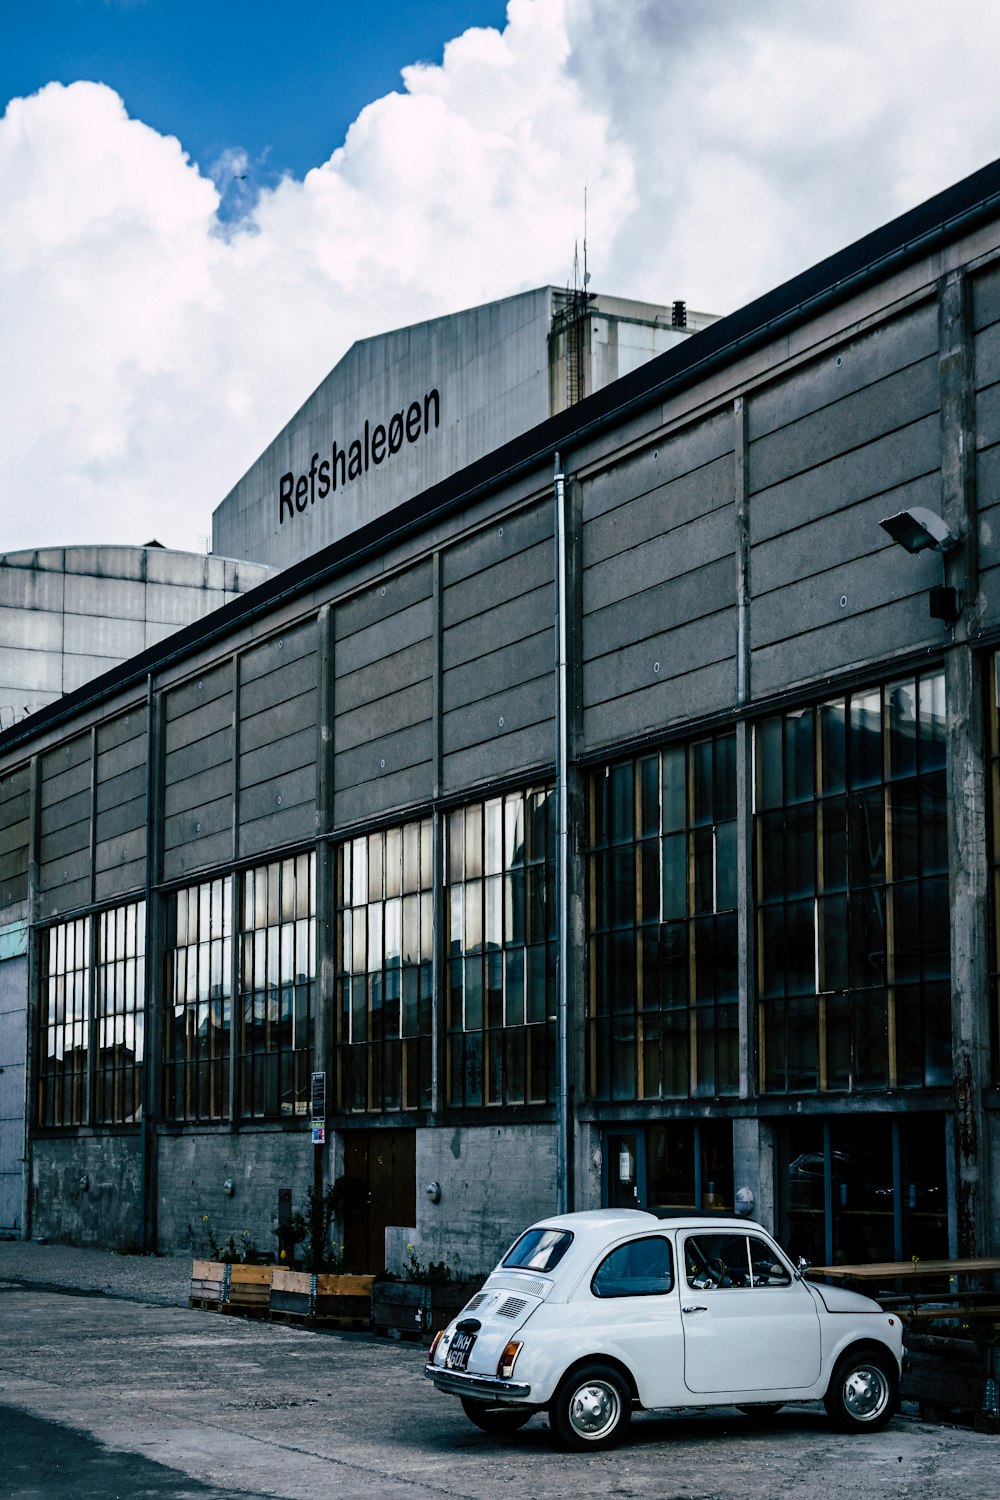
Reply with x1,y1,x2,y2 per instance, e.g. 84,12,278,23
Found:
528,1208,761,1236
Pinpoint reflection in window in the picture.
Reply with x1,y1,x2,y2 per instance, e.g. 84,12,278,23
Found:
446,787,556,1106
336,818,433,1112
239,853,315,1117
780,1115,948,1267
755,671,950,1093
94,900,146,1124
592,1237,673,1297
646,1120,734,1211
587,736,738,1102
164,877,232,1122
38,917,91,1127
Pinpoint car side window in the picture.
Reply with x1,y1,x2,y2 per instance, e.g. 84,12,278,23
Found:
685,1233,791,1289
592,1235,674,1298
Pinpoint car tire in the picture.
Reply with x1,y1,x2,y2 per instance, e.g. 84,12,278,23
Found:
823,1349,897,1432
550,1363,632,1451
736,1403,783,1419
460,1398,534,1434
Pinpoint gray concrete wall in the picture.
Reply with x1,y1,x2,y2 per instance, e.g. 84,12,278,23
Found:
30,1134,143,1248
0,952,27,1233
0,546,272,727
156,1133,318,1258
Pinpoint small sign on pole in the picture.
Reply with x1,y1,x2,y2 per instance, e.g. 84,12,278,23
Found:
311,1124,326,1146
310,1070,326,1126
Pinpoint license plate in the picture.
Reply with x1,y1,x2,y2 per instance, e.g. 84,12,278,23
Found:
446,1331,476,1370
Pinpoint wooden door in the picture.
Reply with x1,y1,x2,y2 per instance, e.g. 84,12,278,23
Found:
341,1129,416,1272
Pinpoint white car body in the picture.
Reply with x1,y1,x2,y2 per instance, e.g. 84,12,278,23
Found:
425,1209,904,1448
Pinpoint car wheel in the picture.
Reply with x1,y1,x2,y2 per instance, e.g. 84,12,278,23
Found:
550,1363,632,1451
736,1403,783,1419
823,1350,897,1432
460,1398,534,1434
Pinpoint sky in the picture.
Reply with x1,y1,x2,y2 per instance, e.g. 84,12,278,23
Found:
4,0,1000,556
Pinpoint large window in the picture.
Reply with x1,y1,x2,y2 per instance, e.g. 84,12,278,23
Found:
38,917,91,1128
94,900,146,1124
239,853,315,1118
587,737,738,1102
755,671,950,1093
336,819,433,1112
164,876,232,1122
37,902,146,1128
445,787,556,1107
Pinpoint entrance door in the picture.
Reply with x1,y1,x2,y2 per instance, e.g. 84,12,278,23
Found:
341,1129,416,1273
606,1133,642,1209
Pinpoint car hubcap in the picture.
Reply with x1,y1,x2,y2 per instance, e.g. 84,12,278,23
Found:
569,1380,620,1439
842,1365,888,1421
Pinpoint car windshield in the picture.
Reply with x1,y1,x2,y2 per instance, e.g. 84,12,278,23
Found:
502,1227,573,1273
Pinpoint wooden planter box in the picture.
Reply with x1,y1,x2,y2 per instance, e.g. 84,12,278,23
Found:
225,1263,272,1313
270,1268,375,1326
902,1330,993,1420
190,1259,229,1307
373,1279,480,1343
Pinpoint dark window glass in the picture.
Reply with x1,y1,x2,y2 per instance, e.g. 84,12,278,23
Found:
37,917,91,1128
164,877,231,1122
503,1227,573,1272
592,1237,673,1297
239,853,315,1119
755,670,950,1094
587,732,738,1103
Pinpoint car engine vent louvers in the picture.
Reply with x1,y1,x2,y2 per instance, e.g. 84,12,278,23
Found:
497,1296,527,1318
511,1277,547,1297
464,1293,489,1312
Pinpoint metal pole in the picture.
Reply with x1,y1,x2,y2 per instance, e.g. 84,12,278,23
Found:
554,453,570,1215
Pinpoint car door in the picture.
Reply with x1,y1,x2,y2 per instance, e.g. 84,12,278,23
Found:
679,1231,822,1395
578,1233,686,1409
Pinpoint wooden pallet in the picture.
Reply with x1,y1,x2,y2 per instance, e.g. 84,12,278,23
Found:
268,1308,371,1332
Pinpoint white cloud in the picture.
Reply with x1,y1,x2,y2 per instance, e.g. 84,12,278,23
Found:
3,0,1000,554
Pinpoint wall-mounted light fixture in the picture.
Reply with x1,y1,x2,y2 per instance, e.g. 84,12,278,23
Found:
879,506,959,554
222,1178,235,1196
425,1181,442,1204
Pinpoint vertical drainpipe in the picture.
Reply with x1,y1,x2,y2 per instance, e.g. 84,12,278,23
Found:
555,453,570,1215
140,671,157,1251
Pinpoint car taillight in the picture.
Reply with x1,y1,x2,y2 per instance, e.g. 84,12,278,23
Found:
497,1341,522,1379
428,1331,445,1361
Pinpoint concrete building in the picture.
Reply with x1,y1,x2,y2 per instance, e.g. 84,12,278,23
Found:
212,287,715,573
3,159,1000,1277
0,544,273,729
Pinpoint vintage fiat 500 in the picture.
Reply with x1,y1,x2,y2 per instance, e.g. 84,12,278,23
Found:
425,1209,903,1449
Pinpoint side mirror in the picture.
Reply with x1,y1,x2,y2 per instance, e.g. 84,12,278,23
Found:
794,1255,811,1279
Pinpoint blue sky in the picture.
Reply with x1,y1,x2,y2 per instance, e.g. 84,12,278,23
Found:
2,0,510,208
5,0,1000,555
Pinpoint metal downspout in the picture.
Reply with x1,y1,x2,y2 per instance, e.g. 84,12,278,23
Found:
554,453,570,1215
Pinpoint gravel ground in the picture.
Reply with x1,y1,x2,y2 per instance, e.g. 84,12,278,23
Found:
0,1238,191,1306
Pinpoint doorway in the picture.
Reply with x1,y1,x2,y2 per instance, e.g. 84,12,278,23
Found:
340,1129,416,1273
603,1122,734,1211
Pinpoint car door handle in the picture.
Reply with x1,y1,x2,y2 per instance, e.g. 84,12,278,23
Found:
682,1305,708,1313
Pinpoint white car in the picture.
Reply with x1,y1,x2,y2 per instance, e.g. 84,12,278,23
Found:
425,1209,903,1449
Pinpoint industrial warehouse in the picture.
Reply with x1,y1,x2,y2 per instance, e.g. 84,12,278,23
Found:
2,161,1000,1280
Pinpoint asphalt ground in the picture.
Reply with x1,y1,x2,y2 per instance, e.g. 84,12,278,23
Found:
0,1242,998,1500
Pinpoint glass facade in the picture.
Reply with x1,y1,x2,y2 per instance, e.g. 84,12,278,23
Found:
94,900,146,1124
336,818,433,1113
239,853,315,1118
37,903,146,1128
445,787,556,1107
586,736,738,1102
989,652,1000,1079
163,876,232,1122
754,671,951,1093
37,917,91,1128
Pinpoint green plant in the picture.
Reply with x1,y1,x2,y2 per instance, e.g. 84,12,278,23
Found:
201,1216,269,1265
401,1241,459,1285
287,1185,349,1273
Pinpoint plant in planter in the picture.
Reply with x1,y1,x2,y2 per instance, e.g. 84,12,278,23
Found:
269,1186,374,1323
373,1243,481,1344
190,1218,272,1312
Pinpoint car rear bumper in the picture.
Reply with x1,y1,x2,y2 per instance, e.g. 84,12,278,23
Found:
424,1364,532,1401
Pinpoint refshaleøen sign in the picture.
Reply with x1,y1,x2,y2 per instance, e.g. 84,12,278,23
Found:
278,388,441,525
